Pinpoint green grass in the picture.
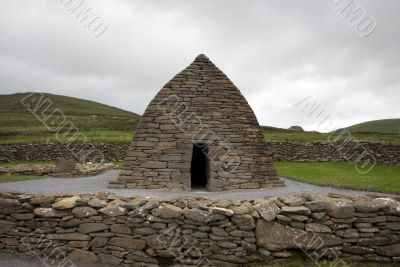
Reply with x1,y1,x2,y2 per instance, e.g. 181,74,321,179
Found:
252,250,398,266
341,118,400,135
264,132,400,145
0,93,398,145
1,129,399,145
0,175,42,183
0,130,133,144
264,129,400,145
0,160,52,166
0,92,140,139
275,161,400,194
254,259,397,267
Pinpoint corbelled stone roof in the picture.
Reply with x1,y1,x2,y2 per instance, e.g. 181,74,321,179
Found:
109,54,284,191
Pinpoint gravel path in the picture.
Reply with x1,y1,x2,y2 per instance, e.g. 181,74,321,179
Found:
0,170,378,200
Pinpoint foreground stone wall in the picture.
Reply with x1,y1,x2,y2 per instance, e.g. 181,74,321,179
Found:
1,141,399,166
1,192,399,266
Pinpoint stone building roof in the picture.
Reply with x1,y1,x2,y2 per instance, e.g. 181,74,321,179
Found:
109,54,284,191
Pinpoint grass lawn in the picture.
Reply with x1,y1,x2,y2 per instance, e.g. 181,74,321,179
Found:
264,131,400,145
0,130,133,144
275,161,400,194
254,258,397,267
0,175,42,183
1,129,399,145
252,250,398,266
0,160,52,166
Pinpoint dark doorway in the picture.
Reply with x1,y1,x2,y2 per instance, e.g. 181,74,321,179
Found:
190,144,208,190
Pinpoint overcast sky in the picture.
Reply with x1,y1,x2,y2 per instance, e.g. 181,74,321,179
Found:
0,0,399,131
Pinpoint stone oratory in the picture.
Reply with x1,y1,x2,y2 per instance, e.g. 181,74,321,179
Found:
109,54,284,191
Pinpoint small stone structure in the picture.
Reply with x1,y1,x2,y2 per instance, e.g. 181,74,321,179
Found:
55,158,77,174
110,54,283,191
1,192,400,266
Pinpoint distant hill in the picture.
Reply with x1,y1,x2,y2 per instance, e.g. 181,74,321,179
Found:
338,119,400,135
0,92,141,136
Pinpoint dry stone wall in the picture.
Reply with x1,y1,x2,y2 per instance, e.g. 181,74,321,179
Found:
1,141,399,166
1,192,400,266
268,141,400,166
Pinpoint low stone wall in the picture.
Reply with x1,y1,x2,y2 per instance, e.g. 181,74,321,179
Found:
1,192,399,266
0,143,128,162
0,163,115,177
267,141,400,166
1,141,399,166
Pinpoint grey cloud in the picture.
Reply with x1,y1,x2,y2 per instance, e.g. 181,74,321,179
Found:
0,0,398,130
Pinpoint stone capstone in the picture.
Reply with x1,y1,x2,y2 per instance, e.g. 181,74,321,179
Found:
52,196,80,210
254,200,280,221
256,221,342,251
151,203,182,218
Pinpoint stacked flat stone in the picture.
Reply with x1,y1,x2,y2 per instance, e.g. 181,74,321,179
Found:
110,54,283,191
1,141,400,166
0,192,399,266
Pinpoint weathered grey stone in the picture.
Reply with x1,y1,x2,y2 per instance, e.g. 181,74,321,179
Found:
55,158,76,174
30,195,55,205
151,203,182,218
72,206,98,218
211,207,234,216
99,201,126,217
253,200,280,221
99,253,123,265
256,221,342,251
212,227,229,237
231,214,256,230
342,246,374,254
387,222,400,230
78,223,109,233
111,224,132,234
48,233,90,241
11,213,34,220
375,244,400,257
282,196,306,206
358,237,388,246
0,220,16,234
183,208,212,223
88,198,108,208
33,208,68,218
133,227,158,235
281,206,311,216
328,202,355,219
304,201,328,212
60,218,81,228
109,237,146,250
231,205,250,215
305,223,331,233
52,196,80,210
90,237,108,248
67,249,98,264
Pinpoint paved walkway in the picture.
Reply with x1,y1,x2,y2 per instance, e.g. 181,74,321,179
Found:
0,170,379,200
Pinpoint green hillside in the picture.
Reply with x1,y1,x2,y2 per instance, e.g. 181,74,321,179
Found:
0,93,398,145
341,119,400,135
0,92,140,142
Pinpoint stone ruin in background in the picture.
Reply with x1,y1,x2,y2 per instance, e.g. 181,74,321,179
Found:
109,54,284,191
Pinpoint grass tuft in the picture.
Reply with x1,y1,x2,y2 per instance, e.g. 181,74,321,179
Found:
275,161,400,194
